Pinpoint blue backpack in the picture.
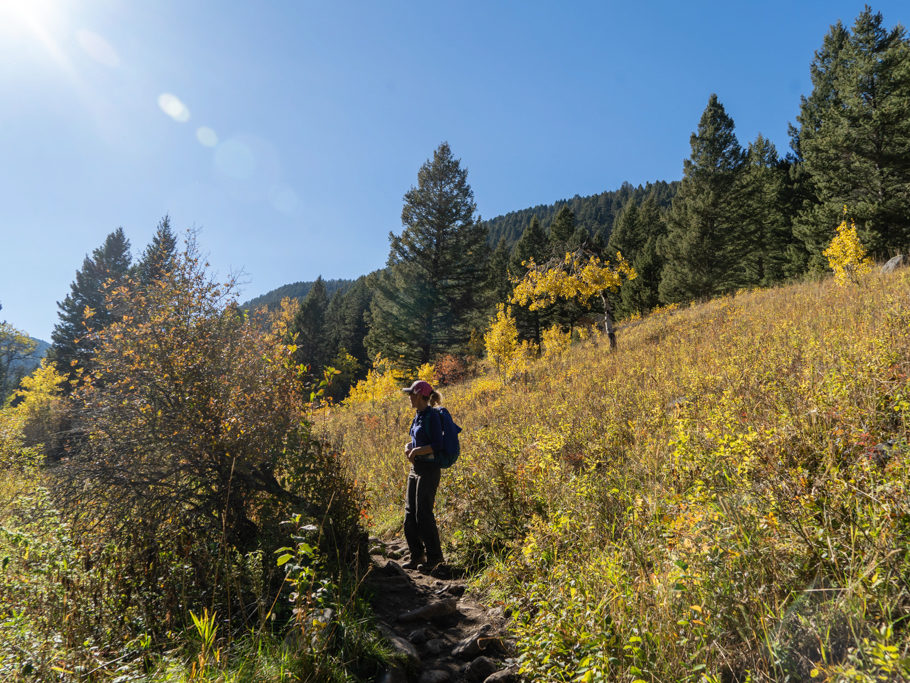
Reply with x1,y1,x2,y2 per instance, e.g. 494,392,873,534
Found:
434,407,462,468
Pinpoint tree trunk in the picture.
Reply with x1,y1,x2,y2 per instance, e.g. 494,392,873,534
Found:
600,292,617,350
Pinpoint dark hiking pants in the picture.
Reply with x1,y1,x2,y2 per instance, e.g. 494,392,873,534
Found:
404,462,443,563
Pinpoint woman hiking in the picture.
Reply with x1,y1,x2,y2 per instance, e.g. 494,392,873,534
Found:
401,379,445,572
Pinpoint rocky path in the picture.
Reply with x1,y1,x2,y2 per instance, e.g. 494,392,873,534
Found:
367,537,518,683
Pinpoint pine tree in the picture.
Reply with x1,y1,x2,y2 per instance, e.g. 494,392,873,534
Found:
548,206,577,256
794,8,910,262
136,215,178,286
486,237,513,306
609,200,644,258
50,228,132,384
659,94,746,304
738,135,796,286
789,21,850,161
367,142,488,368
609,195,665,316
324,276,373,371
289,276,330,372
510,216,549,275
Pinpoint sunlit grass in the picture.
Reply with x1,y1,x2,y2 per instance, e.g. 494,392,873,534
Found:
327,268,910,681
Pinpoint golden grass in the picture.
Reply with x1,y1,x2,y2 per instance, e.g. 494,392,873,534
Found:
326,268,910,681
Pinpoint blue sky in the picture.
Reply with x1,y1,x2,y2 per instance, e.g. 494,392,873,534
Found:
1,1,907,341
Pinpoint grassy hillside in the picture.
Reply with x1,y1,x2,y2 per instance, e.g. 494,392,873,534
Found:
326,267,910,681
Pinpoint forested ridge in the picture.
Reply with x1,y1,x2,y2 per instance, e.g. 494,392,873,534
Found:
480,180,679,249
242,278,355,313
1,6,910,681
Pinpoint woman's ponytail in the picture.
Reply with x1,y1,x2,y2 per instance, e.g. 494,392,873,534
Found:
428,390,442,407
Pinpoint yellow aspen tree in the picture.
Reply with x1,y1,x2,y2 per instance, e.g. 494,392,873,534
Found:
511,250,636,349
484,303,520,376
823,206,873,286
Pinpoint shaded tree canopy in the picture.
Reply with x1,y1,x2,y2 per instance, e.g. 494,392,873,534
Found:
289,275,330,372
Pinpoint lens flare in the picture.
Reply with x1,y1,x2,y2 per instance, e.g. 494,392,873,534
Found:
157,93,190,123
196,126,218,147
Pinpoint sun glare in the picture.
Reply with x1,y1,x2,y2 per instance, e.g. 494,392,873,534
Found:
1,0,60,35
0,0,71,69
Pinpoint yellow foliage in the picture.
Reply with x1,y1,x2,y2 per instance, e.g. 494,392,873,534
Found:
540,324,572,358
484,304,519,373
416,362,436,383
0,360,65,468
824,206,873,286
463,376,503,403
14,360,66,416
484,304,537,378
345,355,408,405
511,251,636,311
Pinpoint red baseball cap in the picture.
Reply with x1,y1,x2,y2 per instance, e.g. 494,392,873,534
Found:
402,380,433,397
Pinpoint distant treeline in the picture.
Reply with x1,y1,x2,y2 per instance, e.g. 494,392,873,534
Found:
242,278,354,313
481,180,679,249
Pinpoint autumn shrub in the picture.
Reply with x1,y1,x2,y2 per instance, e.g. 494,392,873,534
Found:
327,265,910,681
46,238,367,644
540,324,572,358
484,303,538,379
433,353,470,386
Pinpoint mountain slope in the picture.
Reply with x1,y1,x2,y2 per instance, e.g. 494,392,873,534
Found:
242,278,354,311
481,179,677,247
328,266,910,681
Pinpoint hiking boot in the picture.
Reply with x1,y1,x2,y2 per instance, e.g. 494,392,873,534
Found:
402,554,426,570
418,559,445,575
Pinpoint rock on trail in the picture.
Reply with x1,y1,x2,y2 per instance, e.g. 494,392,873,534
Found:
367,537,518,683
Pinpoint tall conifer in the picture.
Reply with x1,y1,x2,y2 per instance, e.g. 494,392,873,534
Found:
51,228,132,384
739,135,796,286
367,143,488,367
486,238,513,306
509,216,550,342
325,276,373,370
548,206,578,256
609,195,665,316
136,216,178,286
289,276,330,372
794,8,910,262
659,95,746,304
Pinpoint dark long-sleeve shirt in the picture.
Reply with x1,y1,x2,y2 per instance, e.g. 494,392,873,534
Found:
410,407,443,460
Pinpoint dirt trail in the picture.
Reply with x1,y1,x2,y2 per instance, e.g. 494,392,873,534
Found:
366,537,517,683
